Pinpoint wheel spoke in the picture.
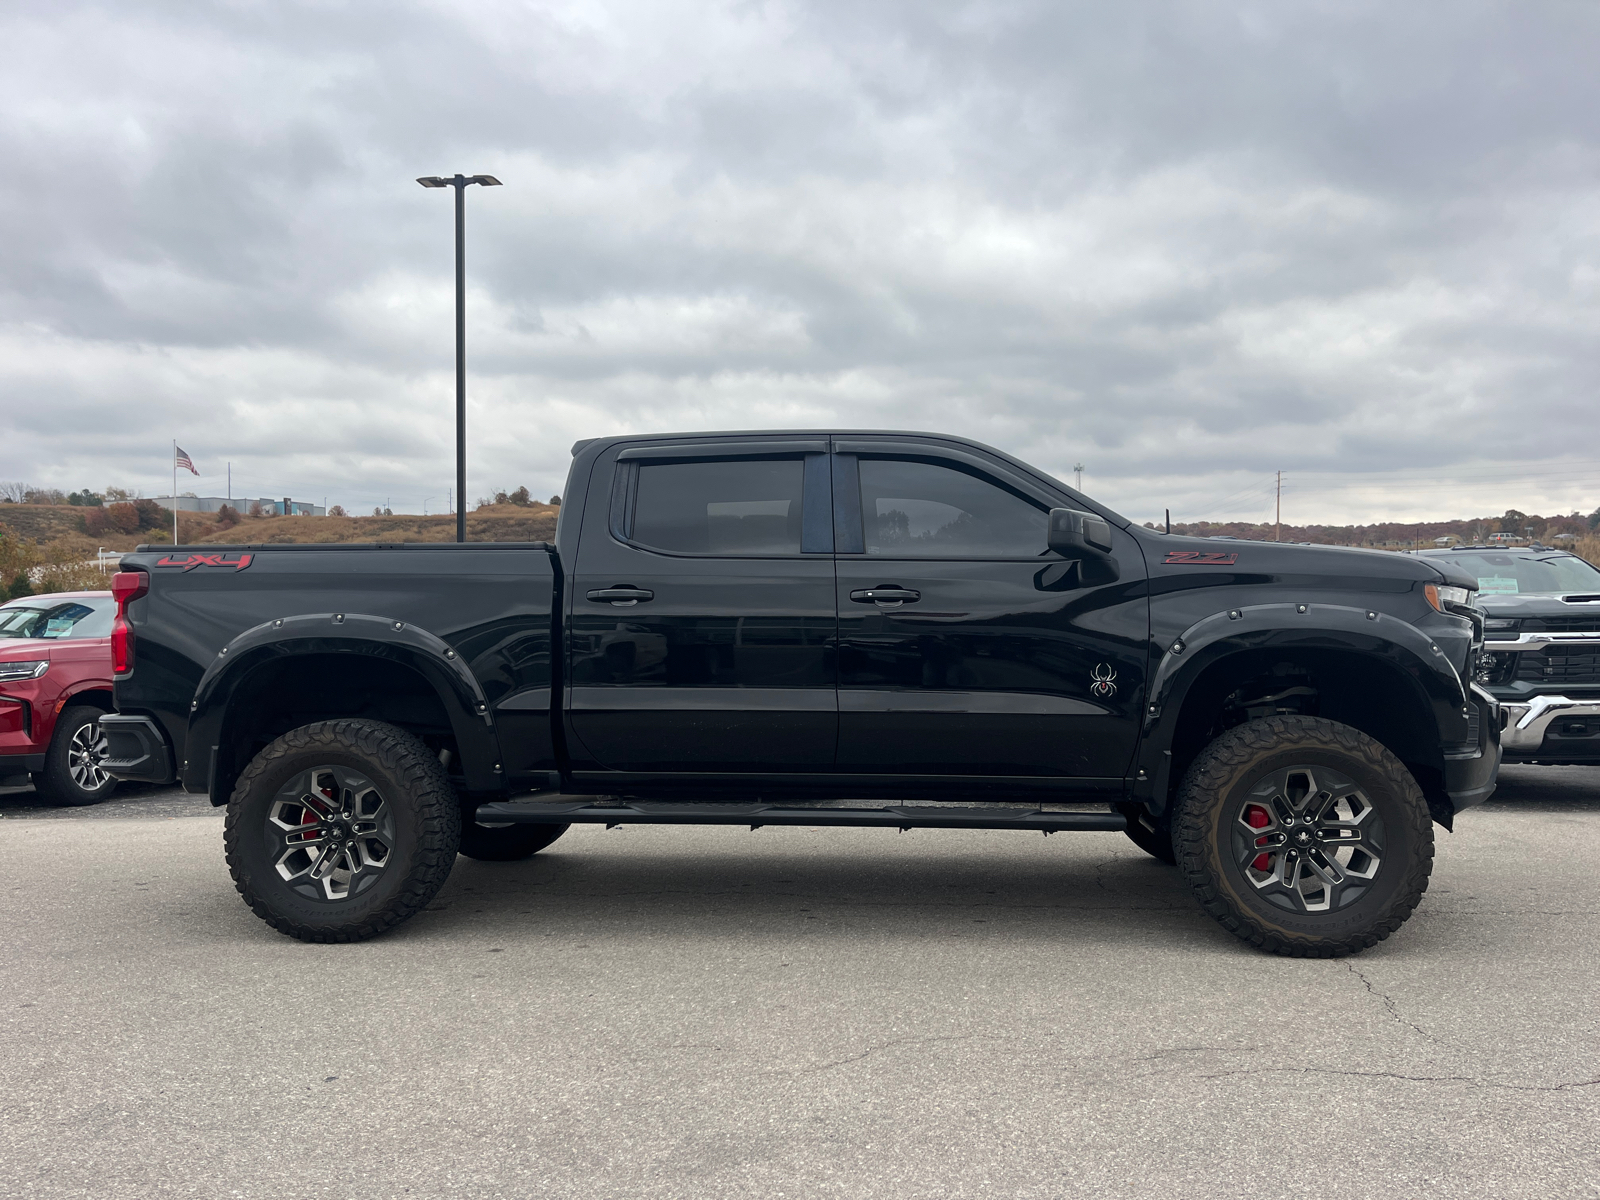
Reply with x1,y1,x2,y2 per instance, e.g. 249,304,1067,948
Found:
1229,761,1386,915
1305,849,1344,886
268,764,395,902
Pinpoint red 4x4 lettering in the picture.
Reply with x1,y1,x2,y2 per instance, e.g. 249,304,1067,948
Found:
1164,550,1239,566
154,553,255,572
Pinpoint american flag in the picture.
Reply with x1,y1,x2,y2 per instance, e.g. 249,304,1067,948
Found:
175,445,198,475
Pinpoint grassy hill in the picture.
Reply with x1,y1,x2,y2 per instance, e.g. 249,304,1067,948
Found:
0,501,558,551
186,505,558,546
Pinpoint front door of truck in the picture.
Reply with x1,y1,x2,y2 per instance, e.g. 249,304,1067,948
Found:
831,441,1148,783
567,439,838,776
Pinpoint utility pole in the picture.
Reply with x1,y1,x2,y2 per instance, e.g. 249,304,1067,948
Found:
1275,471,1282,542
417,173,502,543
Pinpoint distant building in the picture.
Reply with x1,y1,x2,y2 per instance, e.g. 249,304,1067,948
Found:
152,496,325,516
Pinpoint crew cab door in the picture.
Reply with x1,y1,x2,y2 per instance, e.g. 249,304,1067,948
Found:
831,439,1148,782
566,438,838,776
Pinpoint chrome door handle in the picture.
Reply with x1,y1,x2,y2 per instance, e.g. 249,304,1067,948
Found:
849,587,920,606
586,587,655,606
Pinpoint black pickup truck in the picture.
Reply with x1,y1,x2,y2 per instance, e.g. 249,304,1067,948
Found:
100,430,1499,956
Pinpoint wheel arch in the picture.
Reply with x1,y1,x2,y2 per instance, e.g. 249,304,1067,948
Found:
1137,603,1469,826
60,686,114,713
186,613,504,805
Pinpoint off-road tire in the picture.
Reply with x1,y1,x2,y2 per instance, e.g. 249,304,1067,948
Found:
1115,802,1176,865
1174,715,1433,957
224,719,461,943
459,819,569,861
33,706,117,807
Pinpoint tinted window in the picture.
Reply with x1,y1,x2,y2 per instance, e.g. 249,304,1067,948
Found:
631,458,805,555
1433,552,1600,595
859,458,1047,557
0,599,114,640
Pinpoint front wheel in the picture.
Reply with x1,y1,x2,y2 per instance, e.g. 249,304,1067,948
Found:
223,719,462,943
33,706,118,806
1174,715,1434,957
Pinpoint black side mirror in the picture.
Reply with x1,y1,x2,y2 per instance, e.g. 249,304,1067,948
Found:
1048,508,1114,559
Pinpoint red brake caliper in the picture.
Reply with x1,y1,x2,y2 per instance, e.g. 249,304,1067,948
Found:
1246,805,1272,872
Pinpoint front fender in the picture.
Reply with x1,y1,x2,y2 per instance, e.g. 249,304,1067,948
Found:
184,612,503,797
1135,602,1471,805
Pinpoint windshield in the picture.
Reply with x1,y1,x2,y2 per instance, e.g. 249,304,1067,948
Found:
0,598,115,640
1433,552,1600,596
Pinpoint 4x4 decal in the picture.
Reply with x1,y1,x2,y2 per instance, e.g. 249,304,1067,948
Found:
1164,550,1238,566
154,552,254,572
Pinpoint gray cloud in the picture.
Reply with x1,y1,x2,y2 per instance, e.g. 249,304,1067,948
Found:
2,0,1598,524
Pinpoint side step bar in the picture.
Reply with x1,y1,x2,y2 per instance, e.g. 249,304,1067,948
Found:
472,799,1127,833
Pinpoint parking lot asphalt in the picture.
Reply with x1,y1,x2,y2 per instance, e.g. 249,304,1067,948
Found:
3,766,1598,1200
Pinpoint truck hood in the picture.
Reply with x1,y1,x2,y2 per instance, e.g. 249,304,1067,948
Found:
1472,592,1600,618
1148,535,1479,590
0,638,56,659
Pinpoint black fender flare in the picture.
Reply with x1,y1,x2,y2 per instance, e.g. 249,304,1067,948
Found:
183,612,503,800
1133,601,1470,810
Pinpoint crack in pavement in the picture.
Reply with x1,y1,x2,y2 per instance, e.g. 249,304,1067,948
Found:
1198,1066,1600,1093
773,1034,1009,1076
1345,961,1433,1041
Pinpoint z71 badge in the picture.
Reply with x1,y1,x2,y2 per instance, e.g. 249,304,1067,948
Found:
154,552,254,572
1163,550,1238,566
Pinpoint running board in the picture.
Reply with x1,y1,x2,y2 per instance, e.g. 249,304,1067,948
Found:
472,799,1127,833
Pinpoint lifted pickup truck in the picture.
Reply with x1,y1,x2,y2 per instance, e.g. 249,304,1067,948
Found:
102,430,1499,956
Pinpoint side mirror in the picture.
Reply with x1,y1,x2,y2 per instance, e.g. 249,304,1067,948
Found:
1048,508,1114,559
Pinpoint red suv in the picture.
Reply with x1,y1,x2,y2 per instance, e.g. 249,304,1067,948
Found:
0,590,119,806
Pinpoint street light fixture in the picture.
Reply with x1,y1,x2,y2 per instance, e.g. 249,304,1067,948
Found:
417,173,502,542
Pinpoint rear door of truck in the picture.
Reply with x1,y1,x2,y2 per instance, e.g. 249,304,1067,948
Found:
565,437,838,777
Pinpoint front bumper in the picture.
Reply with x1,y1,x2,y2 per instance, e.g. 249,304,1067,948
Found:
0,751,46,787
1500,695,1600,758
98,713,175,783
1443,685,1502,813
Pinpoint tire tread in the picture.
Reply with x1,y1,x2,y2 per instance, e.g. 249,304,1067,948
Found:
223,719,461,943
1173,715,1434,958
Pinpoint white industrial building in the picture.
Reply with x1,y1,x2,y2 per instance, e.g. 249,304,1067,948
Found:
151,495,326,516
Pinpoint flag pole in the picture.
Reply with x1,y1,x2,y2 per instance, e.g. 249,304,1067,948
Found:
172,440,178,545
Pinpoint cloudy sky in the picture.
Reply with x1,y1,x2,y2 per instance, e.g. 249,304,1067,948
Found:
2,0,1597,526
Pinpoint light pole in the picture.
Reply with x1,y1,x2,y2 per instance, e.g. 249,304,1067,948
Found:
417,173,502,543
1073,463,1085,492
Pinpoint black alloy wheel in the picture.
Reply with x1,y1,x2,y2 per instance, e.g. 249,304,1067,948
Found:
1174,715,1433,957
34,706,118,807
224,719,461,943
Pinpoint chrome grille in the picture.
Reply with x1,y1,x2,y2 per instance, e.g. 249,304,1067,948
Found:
1525,616,1600,633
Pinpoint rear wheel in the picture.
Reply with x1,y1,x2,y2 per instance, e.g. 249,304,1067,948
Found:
33,706,117,807
1174,715,1433,957
223,719,461,943
459,819,569,861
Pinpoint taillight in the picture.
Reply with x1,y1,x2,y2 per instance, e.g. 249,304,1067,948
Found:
111,570,148,676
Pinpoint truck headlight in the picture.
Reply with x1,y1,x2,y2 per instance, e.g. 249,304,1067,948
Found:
1425,584,1472,613
1483,618,1521,634
0,660,48,682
